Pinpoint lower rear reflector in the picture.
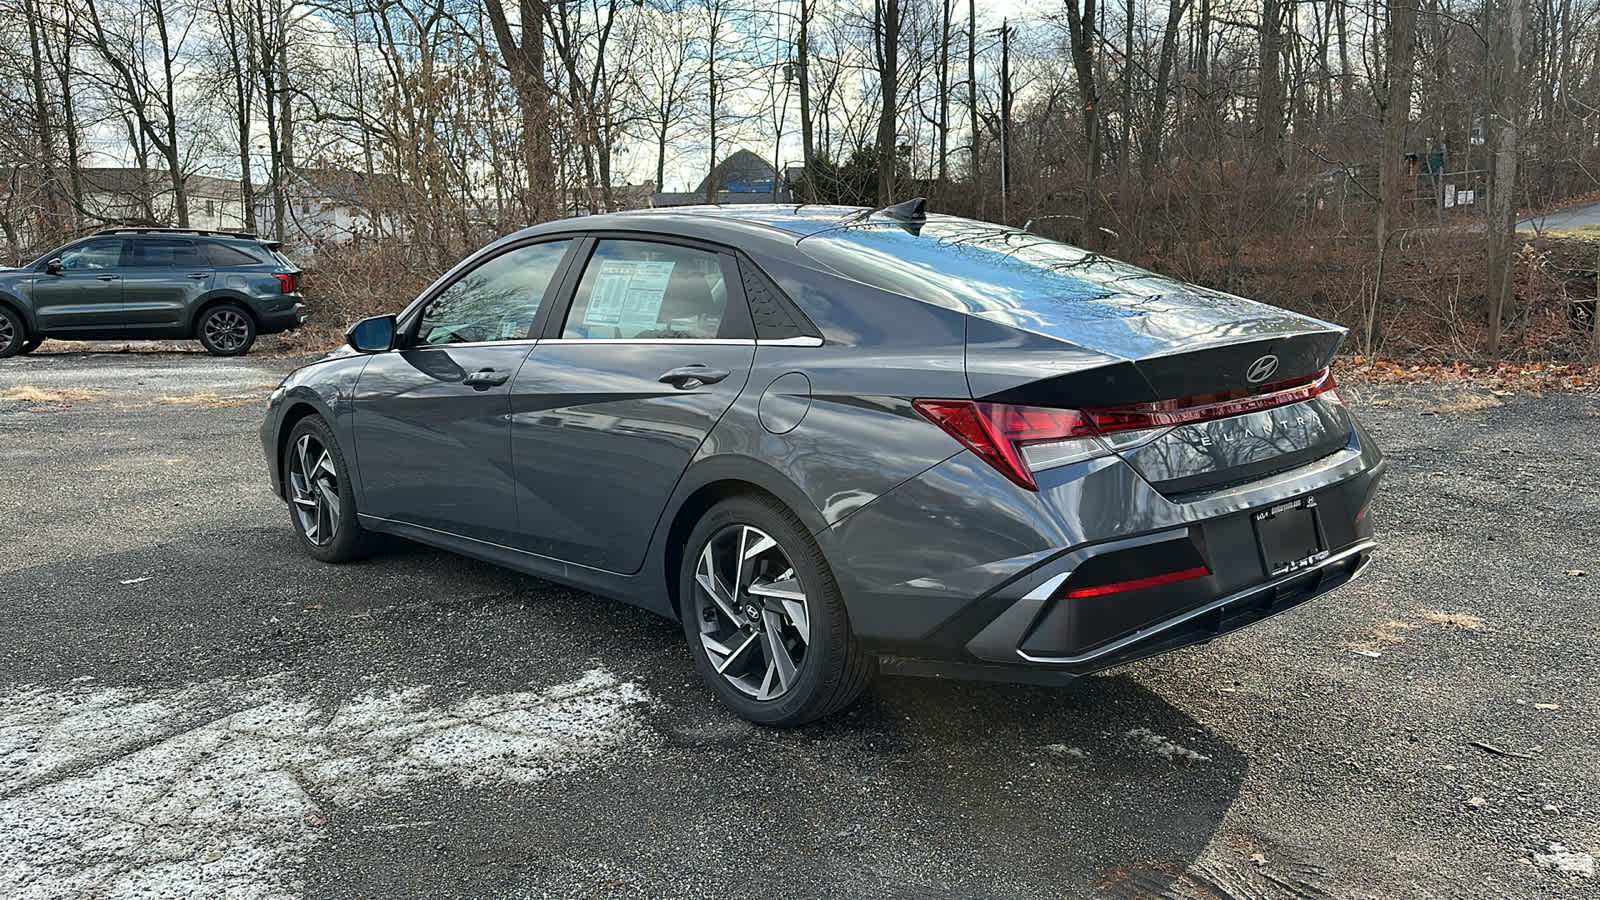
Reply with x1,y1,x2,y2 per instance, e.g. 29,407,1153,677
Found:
1061,565,1211,599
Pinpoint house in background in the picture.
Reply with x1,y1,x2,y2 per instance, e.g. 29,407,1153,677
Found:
651,149,792,207
261,166,408,245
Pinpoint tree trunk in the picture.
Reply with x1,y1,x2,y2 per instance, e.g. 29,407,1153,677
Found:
1485,0,1527,358
875,0,900,205
1065,0,1101,244
968,0,980,215
1369,0,1420,355
1258,0,1284,171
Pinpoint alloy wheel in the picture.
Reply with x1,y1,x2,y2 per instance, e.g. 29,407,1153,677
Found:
694,524,812,701
289,433,341,546
0,314,15,354
204,309,250,352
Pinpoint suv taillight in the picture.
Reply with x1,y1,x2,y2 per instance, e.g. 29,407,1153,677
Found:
274,273,299,293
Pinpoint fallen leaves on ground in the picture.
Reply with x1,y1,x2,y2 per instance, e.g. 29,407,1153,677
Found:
1336,358,1600,393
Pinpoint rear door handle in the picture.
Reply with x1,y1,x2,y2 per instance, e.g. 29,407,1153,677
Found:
659,365,730,389
188,273,208,279
96,274,119,281
463,368,511,390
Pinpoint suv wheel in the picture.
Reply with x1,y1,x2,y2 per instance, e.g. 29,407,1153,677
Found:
198,304,256,356
0,307,27,359
679,494,875,726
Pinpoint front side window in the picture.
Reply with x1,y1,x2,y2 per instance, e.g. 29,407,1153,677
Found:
124,239,207,268
562,240,728,340
416,240,571,346
56,240,123,271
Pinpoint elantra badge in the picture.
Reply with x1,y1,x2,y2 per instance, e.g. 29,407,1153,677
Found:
1246,354,1280,384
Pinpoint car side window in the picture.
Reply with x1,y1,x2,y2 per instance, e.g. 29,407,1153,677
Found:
562,240,728,340
416,240,571,346
124,239,208,268
57,240,123,271
201,242,264,266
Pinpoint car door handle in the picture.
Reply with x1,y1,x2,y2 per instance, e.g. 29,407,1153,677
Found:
658,365,730,389
463,368,510,390
96,274,119,281
188,273,208,279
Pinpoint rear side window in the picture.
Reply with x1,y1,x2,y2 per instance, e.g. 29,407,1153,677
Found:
562,240,728,340
416,240,571,345
203,242,266,266
124,239,208,268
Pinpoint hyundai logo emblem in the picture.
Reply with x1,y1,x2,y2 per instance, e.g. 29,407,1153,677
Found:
1245,354,1280,384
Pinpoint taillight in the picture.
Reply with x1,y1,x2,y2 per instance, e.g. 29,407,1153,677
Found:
274,273,299,293
1087,369,1336,433
915,367,1336,491
911,400,1100,491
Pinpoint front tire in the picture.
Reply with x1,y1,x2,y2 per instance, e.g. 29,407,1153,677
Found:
283,415,380,563
17,337,43,355
679,494,875,726
0,307,27,359
198,303,256,356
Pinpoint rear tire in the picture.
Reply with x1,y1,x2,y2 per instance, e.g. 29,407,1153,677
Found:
679,494,875,726
283,414,381,563
0,307,26,359
198,303,256,356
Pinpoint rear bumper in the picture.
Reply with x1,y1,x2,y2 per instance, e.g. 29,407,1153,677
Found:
821,413,1385,683
257,302,307,334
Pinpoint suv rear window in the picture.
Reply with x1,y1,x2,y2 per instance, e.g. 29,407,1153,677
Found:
203,242,266,266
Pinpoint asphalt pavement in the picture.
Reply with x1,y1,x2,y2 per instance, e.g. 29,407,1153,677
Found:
1,349,1597,899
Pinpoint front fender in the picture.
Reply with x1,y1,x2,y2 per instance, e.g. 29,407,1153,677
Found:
263,355,372,501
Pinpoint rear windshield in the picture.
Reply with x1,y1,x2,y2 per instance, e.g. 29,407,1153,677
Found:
795,217,1221,315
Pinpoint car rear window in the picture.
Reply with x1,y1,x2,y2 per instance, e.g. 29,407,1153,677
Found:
203,242,267,266
794,217,1193,314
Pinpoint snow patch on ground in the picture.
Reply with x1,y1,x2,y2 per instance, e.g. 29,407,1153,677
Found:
1124,727,1211,765
1533,843,1596,878
0,669,651,899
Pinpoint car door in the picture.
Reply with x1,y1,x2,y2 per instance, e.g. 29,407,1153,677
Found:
29,239,126,334
351,238,577,546
509,236,756,572
119,237,213,328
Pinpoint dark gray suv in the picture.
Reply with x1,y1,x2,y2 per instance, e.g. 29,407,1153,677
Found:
0,227,307,357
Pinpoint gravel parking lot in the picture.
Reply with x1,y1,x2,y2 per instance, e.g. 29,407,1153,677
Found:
1,350,1597,899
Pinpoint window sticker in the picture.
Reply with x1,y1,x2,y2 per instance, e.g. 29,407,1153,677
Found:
583,259,674,335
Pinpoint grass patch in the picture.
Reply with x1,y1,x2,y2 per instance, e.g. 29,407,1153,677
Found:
0,386,100,403
1422,609,1486,630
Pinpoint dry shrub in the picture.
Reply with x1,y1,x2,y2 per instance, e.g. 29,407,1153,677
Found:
278,237,444,354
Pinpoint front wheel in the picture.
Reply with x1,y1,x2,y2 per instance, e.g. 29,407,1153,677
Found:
0,307,27,359
679,494,875,726
198,304,256,356
283,415,380,563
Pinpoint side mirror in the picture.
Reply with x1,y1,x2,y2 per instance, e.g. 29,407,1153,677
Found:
346,314,396,353
44,258,62,275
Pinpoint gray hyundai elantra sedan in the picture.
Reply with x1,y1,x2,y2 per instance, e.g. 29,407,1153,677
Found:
261,202,1384,726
